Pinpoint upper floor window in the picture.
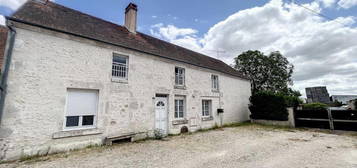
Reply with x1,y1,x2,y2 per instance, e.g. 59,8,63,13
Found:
175,67,185,86
211,75,219,91
112,54,128,80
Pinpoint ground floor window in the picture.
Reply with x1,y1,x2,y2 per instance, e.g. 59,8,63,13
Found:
65,89,99,129
174,96,185,119
202,100,212,117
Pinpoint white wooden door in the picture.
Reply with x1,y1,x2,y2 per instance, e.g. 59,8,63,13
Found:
155,97,168,135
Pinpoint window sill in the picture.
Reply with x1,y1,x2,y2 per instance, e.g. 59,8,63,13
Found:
52,128,102,139
174,85,186,90
172,119,188,125
212,89,220,93
202,116,214,121
112,77,128,83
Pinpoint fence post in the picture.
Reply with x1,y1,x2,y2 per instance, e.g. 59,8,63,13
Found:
327,108,334,130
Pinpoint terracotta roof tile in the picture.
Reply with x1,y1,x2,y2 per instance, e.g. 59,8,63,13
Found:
0,26,8,70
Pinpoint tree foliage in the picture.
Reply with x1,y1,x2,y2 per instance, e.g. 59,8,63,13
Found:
234,50,294,94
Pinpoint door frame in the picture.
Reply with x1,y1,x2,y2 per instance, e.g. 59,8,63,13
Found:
154,94,169,135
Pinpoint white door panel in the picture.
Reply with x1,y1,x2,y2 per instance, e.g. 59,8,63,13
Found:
155,97,168,135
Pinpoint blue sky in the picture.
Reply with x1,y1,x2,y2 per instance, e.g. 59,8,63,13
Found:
0,0,356,35
0,0,357,96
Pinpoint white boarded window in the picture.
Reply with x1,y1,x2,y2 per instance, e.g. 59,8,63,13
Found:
65,89,98,129
202,100,212,117
211,75,219,91
175,67,185,86
112,54,128,80
174,96,185,119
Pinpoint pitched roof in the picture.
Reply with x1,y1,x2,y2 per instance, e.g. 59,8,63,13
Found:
9,1,248,79
0,26,8,70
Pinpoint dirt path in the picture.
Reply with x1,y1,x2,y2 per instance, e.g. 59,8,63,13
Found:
1,125,356,168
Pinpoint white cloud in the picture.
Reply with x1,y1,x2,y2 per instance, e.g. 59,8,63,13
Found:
0,0,27,10
150,23,201,51
0,0,55,11
338,0,357,8
151,0,357,96
0,15,5,26
318,0,337,7
151,15,157,19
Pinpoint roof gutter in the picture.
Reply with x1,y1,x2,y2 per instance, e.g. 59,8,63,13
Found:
0,23,16,124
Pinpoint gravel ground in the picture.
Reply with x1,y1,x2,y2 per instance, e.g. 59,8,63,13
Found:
1,125,356,168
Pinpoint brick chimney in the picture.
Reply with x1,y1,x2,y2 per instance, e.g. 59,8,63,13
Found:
125,3,138,33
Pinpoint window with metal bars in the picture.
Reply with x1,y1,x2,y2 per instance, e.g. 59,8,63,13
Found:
175,67,185,86
112,54,128,80
202,100,211,116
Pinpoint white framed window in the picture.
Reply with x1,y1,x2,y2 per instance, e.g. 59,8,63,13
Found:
112,54,128,80
175,67,185,86
211,75,219,91
202,100,212,117
174,96,185,119
64,89,99,130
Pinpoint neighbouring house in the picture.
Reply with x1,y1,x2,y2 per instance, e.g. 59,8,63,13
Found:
0,1,251,161
305,86,330,104
331,95,357,105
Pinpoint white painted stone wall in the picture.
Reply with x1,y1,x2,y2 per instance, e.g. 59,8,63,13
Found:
0,26,251,161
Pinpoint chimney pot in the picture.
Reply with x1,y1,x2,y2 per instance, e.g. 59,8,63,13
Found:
125,3,137,33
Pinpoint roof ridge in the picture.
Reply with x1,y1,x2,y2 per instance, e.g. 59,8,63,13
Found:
15,1,130,32
138,32,221,61
9,1,249,80
37,1,227,66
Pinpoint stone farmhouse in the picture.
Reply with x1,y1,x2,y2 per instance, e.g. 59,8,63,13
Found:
0,1,251,161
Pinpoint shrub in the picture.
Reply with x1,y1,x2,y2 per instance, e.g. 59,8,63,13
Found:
249,91,288,121
283,95,302,107
153,129,165,139
302,103,328,110
330,100,343,107
354,99,357,108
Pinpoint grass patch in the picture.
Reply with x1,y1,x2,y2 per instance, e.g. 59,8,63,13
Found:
196,124,221,133
20,154,50,164
222,121,252,128
13,143,106,164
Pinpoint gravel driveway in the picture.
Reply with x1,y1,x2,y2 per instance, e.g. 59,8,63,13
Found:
1,124,357,168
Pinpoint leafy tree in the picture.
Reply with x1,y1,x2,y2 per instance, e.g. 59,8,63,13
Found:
234,50,294,95
283,88,302,97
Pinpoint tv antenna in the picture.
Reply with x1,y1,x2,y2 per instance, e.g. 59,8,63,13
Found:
207,49,226,58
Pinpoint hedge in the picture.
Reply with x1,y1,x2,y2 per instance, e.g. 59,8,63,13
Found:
249,91,289,121
302,103,328,110
284,95,302,107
